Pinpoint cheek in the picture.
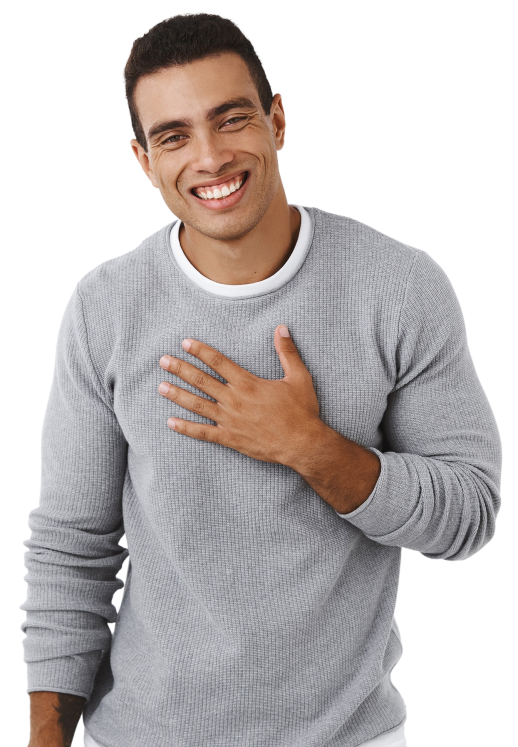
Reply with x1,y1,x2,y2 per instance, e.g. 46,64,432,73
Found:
240,125,276,160
152,154,183,192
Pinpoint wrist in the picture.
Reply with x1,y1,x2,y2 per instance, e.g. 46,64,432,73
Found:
283,419,381,515
281,417,331,473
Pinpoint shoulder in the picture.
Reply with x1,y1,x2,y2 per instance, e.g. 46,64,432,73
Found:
305,206,456,303
75,221,174,308
304,205,424,269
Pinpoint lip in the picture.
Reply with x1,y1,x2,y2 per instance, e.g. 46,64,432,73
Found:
190,169,248,192
190,171,250,211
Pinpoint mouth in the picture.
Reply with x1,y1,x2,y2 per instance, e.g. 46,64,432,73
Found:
190,171,250,211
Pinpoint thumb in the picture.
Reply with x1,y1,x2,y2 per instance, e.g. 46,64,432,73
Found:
275,324,306,379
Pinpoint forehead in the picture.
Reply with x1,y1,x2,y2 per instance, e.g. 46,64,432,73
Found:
134,52,260,131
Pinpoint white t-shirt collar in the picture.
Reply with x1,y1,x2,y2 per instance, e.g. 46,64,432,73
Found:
169,205,312,298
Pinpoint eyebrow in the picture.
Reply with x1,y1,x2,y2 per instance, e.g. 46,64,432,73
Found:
147,97,258,143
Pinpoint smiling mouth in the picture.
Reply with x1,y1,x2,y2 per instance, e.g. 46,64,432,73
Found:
191,171,249,201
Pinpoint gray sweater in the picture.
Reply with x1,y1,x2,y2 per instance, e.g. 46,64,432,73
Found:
20,206,502,747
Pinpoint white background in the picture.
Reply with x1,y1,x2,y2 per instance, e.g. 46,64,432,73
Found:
2,1,517,745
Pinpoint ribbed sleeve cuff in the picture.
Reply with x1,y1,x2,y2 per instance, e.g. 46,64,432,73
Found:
334,446,421,540
26,650,103,699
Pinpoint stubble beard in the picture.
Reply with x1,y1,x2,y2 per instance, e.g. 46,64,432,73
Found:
166,167,281,243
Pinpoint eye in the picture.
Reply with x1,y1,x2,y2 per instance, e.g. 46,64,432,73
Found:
160,117,247,146
162,134,187,145
222,116,247,126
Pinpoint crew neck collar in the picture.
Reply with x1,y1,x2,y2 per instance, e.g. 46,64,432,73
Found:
168,205,313,299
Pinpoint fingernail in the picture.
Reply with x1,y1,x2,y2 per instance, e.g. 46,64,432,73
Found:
182,339,192,350
279,325,290,337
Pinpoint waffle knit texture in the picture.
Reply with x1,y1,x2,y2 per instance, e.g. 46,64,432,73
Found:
20,206,502,747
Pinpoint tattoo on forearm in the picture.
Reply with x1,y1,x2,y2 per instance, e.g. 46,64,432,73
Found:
53,693,86,747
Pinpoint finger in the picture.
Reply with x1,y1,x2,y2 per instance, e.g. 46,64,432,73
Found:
181,338,247,383
167,417,222,444
274,324,306,379
159,355,226,399
158,382,220,422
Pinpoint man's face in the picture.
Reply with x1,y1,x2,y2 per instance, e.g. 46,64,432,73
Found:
131,53,285,241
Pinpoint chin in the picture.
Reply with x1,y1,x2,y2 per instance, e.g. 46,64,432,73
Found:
184,201,272,242
198,220,258,242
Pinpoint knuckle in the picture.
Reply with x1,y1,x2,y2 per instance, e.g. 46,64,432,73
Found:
240,377,257,397
209,352,224,369
193,372,207,389
193,397,207,414
229,395,243,411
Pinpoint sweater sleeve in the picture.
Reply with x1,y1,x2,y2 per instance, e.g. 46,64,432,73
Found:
335,249,502,561
20,285,129,699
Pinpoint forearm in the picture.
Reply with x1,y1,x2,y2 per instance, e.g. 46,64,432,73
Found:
28,691,86,747
285,419,381,514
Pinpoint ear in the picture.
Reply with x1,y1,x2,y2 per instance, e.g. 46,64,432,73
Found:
269,94,286,151
130,138,159,188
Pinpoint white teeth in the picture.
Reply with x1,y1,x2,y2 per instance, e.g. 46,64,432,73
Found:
196,174,246,200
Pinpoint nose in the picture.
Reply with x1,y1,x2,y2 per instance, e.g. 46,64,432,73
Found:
190,131,235,176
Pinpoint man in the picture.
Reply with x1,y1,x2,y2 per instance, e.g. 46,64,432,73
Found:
21,13,502,747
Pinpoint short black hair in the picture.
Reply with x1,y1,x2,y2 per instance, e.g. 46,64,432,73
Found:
124,13,273,152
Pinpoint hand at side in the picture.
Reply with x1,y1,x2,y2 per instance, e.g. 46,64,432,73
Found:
28,691,86,747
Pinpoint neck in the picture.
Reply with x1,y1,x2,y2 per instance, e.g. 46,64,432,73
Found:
178,185,301,285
